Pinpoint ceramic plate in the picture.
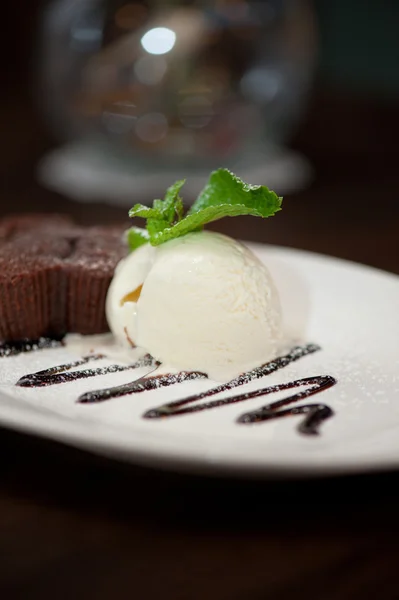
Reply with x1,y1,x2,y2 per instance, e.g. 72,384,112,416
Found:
0,244,398,477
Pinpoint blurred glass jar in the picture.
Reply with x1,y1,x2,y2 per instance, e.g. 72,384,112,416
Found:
38,0,317,171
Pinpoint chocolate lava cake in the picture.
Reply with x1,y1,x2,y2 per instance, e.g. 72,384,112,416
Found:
0,215,128,342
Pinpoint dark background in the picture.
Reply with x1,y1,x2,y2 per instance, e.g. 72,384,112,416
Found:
1,1,399,598
2,0,399,272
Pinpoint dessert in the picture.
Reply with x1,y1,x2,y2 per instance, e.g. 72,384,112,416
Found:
106,169,283,381
107,230,282,381
0,170,337,437
0,215,127,342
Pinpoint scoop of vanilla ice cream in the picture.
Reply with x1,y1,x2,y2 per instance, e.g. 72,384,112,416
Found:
106,231,282,381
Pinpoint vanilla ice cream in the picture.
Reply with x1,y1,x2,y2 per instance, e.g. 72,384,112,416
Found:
106,231,282,381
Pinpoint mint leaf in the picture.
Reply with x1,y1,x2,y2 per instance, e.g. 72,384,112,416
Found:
129,179,185,224
145,205,265,245
128,180,186,248
161,179,185,223
126,226,150,251
128,169,282,247
189,169,282,216
128,204,159,220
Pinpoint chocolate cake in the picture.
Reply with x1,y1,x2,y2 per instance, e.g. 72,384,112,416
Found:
0,215,128,342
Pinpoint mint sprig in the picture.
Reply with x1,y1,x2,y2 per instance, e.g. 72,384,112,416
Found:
127,169,282,249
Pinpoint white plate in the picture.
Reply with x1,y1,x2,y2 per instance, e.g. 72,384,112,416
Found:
1,244,398,478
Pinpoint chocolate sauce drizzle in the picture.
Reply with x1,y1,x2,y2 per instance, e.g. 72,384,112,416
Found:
12,341,337,435
0,337,63,358
141,346,336,434
237,376,335,435
145,375,335,435
16,354,157,388
78,344,320,405
78,371,207,404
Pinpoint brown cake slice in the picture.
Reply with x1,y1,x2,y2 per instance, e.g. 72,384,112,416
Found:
0,215,128,342
64,226,129,335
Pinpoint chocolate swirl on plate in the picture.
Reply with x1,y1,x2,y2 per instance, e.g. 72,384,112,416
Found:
16,353,157,387
0,338,63,358
11,342,337,436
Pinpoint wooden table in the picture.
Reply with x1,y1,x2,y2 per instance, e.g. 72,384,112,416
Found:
1,85,399,599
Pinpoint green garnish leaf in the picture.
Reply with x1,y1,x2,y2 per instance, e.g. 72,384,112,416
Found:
188,169,282,216
129,180,185,224
128,169,282,247
126,226,150,251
